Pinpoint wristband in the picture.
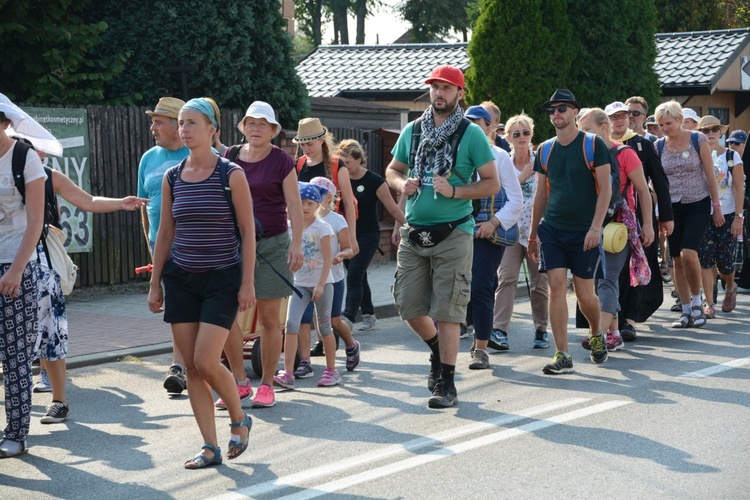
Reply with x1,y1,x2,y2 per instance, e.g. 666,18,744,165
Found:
590,227,602,233
527,238,537,243
451,185,456,199
490,217,500,228
712,201,721,207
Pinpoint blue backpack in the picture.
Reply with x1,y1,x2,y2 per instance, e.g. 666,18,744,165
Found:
656,131,701,158
538,132,623,224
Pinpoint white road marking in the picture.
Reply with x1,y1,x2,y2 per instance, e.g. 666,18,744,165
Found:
211,398,617,500
276,400,630,500
678,356,750,379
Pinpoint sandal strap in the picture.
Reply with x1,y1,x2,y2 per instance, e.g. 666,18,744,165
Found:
201,443,221,456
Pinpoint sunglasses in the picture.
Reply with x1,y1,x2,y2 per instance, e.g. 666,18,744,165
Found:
511,129,532,139
546,104,570,115
628,110,645,117
699,126,723,134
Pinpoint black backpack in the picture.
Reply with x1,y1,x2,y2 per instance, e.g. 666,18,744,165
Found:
11,140,60,228
408,117,472,184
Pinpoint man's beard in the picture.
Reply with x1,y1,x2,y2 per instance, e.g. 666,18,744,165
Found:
432,94,459,116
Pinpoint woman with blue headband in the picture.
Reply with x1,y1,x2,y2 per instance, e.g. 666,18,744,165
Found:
147,97,255,468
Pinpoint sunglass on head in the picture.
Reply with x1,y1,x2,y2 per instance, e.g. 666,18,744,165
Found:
511,129,532,139
628,110,644,117
699,126,723,134
546,104,569,115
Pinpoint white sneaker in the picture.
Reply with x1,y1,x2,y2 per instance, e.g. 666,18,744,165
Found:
737,286,750,294
359,314,377,331
33,371,52,393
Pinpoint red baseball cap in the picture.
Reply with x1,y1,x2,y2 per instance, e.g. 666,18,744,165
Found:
425,65,465,89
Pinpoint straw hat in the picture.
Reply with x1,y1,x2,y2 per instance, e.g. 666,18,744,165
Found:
697,115,729,134
145,97,185,119
293,118,327,144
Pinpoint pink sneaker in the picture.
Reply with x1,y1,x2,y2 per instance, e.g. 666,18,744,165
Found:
605,333,624,351
317,368,342,387
273,370,295,390
215,378,254,409
251,384,276,408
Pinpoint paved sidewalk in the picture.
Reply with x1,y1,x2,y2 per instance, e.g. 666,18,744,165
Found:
61,260,399,369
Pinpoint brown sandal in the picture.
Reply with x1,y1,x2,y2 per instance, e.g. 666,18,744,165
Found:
671,313,692,328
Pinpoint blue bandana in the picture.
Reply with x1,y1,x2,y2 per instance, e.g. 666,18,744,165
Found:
182,98,218,128
298,182,327,203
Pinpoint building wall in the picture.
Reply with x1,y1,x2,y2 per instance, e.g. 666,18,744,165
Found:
281,0,294,34
663,92,750,133
716,44,750,91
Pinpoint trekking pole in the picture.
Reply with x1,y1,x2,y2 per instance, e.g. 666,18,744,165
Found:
521,258,531,298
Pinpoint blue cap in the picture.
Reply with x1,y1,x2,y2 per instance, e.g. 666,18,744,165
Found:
298,182,326,203
727,130,747,144
465,105,492,125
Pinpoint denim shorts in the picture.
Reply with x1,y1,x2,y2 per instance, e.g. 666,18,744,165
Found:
538,221,604,280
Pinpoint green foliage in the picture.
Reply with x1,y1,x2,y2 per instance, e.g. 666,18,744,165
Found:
655,0,724,32
566,0,661,112
0,0,125,104
466,0,575,140
399,0,477,42
89,0,309,128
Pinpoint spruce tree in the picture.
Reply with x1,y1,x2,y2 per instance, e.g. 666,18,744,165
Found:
466,0,575,140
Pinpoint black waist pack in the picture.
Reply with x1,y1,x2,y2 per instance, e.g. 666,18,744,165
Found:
408,214,472,248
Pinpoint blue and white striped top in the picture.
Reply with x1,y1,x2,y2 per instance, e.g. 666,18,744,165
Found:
169,160,241,273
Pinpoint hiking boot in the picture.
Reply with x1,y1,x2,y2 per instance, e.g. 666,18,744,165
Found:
317,368,342,387
163,364,186,395
468,348,490,370
487,329,509,351
345,341,361,371
273,370,295,390
589,334,608,364
620,323,637,342
427,353,440,392
542,352,574,375
294,359,314,379
40,401,70,424
215,378,254,410
605,333,624,352
33,371,52,393
532,330,549,349
251,384,275,408
428,379,458,408
722,283,738,312
311,341,324,357
359,314,377,331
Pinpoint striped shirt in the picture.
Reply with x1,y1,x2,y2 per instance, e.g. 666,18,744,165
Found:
170,160,241,273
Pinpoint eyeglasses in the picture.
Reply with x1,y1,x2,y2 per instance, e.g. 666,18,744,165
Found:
699,126,722,134
628,110,645,117
546,104,569,115
611,113,629,120
511,129,532,139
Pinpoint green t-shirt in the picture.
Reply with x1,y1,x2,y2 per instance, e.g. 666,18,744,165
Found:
533,131,613,232
391,120,495,234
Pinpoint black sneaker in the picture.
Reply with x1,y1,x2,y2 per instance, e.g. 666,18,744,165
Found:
311,341,324,357
542,352,574,375
40,401,70,424
532,330,549,349
164,364,186,395
620,323,637,342
487,329,509,351
427,353,440,392
428,379,457,408
589,334,608,364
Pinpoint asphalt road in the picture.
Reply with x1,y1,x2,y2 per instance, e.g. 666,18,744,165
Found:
1,299,748,499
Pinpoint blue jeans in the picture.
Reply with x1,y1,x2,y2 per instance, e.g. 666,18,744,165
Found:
467,238,506,341
344,231,380,321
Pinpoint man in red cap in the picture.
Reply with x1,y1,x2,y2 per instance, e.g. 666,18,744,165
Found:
386,65,499,409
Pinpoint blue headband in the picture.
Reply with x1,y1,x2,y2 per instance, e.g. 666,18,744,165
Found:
182,98,218,128
299,182,326,203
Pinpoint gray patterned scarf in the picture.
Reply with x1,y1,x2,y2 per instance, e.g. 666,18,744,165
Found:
411,104,464,202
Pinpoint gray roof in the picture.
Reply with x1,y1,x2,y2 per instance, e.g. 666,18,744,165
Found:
298,30,750,98
297,43,469,97
655,28,750,94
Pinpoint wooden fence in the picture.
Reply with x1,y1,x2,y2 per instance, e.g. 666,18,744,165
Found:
65,106,384,286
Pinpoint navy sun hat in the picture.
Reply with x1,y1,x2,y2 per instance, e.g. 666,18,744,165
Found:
727,130,748,144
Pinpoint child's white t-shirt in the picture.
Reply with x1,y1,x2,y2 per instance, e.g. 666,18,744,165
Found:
292,217,335,287
320,210,348,283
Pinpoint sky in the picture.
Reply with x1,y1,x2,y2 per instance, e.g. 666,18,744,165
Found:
317,0,415,45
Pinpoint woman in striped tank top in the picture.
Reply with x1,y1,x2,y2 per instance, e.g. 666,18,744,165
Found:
147,97,255,469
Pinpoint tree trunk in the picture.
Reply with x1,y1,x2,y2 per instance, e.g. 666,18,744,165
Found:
355,0,367,44
312,0,323,46
332,0,349,45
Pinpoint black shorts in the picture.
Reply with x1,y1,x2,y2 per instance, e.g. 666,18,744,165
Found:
668,197,711,257
162,259,241,330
